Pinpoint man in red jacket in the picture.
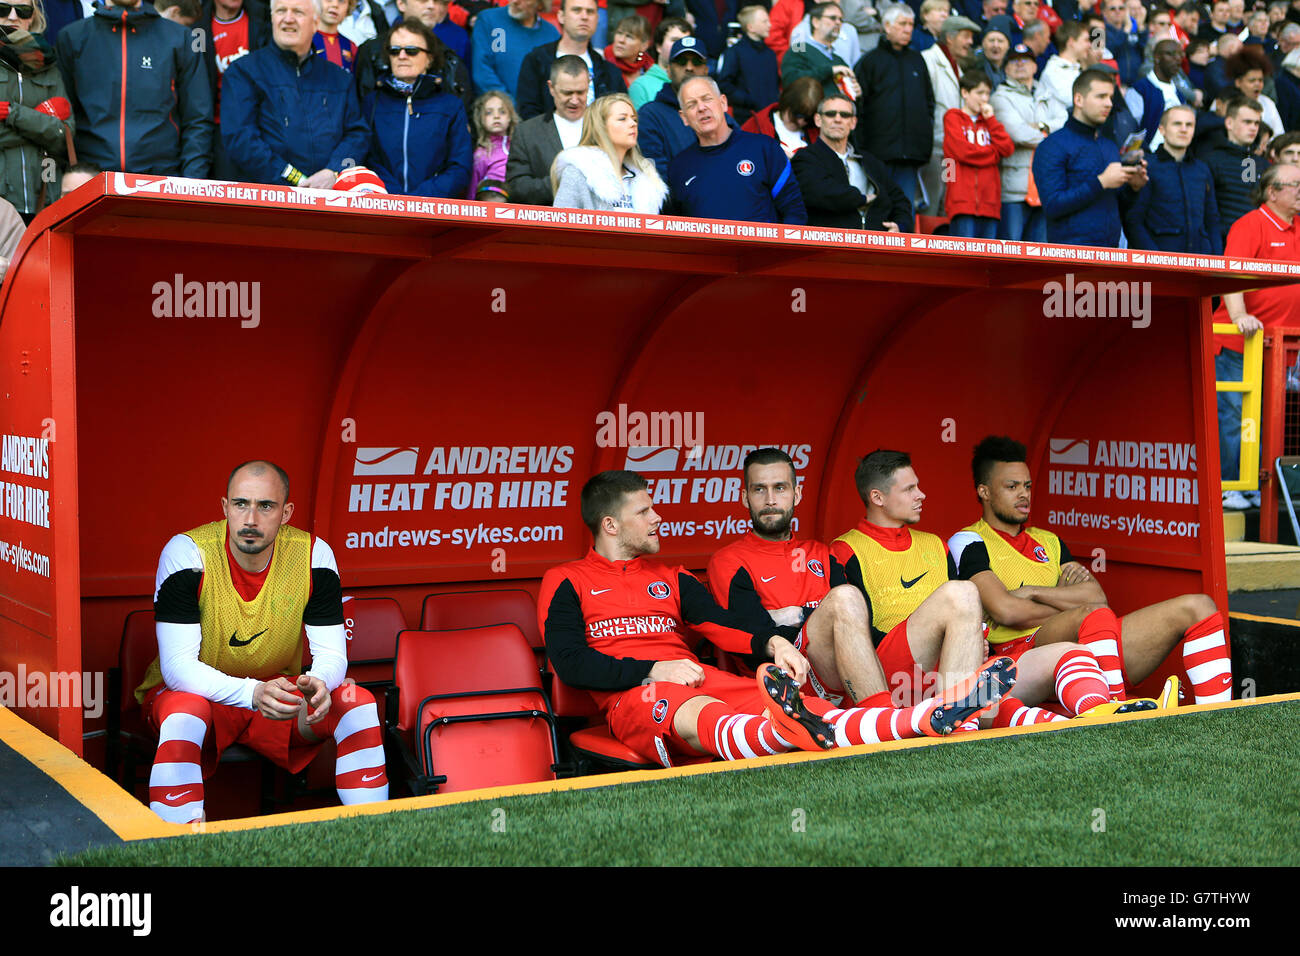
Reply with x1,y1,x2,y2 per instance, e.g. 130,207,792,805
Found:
538,470,1017,767
944,69,1014,237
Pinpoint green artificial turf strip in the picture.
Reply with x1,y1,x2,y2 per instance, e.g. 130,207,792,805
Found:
60,703,1300,867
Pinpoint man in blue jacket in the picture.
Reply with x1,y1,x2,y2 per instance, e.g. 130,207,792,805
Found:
1033,69,1147,246
56,0,213,178
1200,95,1270,242
470,0,559,98
222,0,371,187
639,36,710,181
668,76,807,224
1125,105,1222,253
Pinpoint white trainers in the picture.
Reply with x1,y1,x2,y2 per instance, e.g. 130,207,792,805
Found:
1223,490,1253,510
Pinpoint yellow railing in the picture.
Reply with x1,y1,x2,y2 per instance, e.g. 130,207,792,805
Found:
1213,323,1263,492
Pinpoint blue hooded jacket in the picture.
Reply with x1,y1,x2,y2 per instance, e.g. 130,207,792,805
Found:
363,73,471,197
1033,115,1125,247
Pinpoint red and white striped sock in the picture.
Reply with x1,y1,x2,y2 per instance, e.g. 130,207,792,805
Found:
1054,648,1113,715
696,702,794,759
822,691,929,744
148,698,210,824
991,696,1070,728
1182,612,1233,704
321,685,388,804
1077,607,1127,700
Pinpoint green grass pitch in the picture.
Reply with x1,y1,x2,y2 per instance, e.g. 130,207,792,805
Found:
61,702,1300,867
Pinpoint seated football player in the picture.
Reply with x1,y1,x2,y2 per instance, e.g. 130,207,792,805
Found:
833,449,1136,728
140,461,388,823
948,435,1231,709
538,470,1017,767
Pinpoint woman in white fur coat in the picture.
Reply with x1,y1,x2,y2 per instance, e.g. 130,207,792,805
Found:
550,93,668,213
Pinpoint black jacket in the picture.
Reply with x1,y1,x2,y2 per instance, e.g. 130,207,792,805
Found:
853,40,934,166
1198,128,1270,241
716,35,779,126
792,138,914,231
515,41,626,120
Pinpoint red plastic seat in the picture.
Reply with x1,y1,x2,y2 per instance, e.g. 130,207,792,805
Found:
390,625,559,794
546,661,657,771
916,214,951,235
420,588,546,675
339,595,407,690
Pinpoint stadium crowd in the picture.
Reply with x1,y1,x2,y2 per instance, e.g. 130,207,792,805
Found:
4,0,1300,240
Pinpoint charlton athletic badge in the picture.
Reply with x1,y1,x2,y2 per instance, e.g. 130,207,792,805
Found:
736,159,755,176
1034,546,1049,562
808,559,825,578
652,698,669,723
647,580,671,599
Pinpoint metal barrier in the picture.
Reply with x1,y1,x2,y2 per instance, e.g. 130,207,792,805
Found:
1213,322,1265,493
1260,326,1300,542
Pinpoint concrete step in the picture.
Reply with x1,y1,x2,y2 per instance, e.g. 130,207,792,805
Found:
1226,541,1300,592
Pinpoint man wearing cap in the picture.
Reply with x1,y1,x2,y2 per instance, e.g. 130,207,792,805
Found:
783,3,859,100
668,75,807,223
1038,20,1097,132
639,35,711,180
1032,67,1146,245
920,14,980,215
991,41,1051,239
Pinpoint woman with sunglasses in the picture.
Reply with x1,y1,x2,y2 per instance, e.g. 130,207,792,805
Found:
362,17,471,197
0,0,74,222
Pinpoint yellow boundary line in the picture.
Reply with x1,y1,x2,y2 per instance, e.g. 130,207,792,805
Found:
1229,611,1300,627
5,692,1299,843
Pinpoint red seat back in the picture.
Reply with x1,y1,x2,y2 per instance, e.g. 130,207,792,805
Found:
120,610,158,719
340,595,407,685
393,624,538,731
419,589,543,649
546,660,601,718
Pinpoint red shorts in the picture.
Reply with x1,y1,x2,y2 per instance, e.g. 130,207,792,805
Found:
986,630,1038,664
605,665,833,768
143,685,326,778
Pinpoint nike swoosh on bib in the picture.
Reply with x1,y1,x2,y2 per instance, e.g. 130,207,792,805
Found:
229,628,268,647
900,572,928,588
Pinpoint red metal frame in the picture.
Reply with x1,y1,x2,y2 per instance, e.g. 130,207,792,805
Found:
1260,325,1300,542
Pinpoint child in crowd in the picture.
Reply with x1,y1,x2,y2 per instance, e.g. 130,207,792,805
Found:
314,0,359,72
605,15,654,86
943,71,1013,239
468,91,520,200
717,6,779,126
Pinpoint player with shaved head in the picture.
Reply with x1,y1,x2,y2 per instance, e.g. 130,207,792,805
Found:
138,460,388,823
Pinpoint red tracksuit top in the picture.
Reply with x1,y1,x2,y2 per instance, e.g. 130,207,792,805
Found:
942,107,1014,218
706,532,846,624
538,549,776,700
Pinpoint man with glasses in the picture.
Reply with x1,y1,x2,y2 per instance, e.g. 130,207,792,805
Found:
1213,163,1300,507
222,0,370,187
792,93,912,229
638,35,710,180
57,0,213,177
782,3,859,100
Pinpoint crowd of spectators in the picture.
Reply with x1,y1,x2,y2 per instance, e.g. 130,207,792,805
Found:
3,0,1300,240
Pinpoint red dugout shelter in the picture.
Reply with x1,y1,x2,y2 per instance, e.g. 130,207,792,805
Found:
3,173,1298,758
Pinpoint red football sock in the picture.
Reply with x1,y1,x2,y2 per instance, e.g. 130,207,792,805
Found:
1182,612,1232,704
319,684,388,804
695,702,793,759
1054,648,1112,715
823,691,933,743
148,696,210,824
990,696,1070,727
1076,607,1127,700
